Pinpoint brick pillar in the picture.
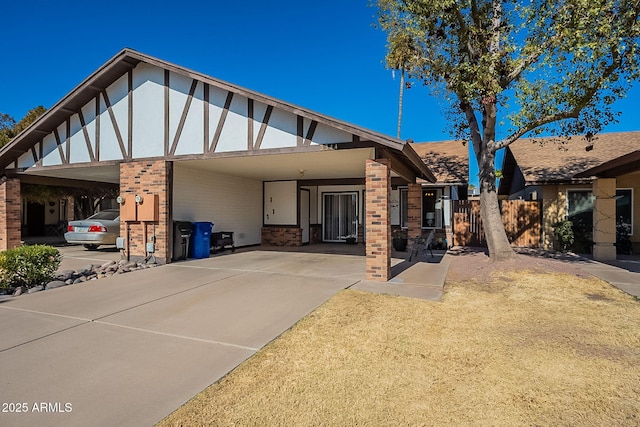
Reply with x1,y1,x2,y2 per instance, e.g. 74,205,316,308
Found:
65,197,75,222
407,183,422,240
366,159,391,281
120,160,172,264
592,178,617,261
0,178,21,251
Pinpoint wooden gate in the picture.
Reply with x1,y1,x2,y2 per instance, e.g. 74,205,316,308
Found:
453,200,541,247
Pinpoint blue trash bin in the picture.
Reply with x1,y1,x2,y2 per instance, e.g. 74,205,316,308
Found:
189,222,213,259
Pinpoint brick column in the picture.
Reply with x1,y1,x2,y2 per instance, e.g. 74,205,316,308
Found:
65,197,75,222
0,178,21,251
120,160,172,264
407,183,422,240
366,159,391,281
592,178,617,261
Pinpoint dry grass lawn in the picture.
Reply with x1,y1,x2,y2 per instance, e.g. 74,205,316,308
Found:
159,271,640,426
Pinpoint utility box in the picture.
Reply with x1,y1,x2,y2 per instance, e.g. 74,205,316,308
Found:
120,195,137,221
138,194,159,221
172,221,193,261
190,222,213,259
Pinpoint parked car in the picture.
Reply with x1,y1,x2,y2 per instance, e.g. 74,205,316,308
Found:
64,209,120,250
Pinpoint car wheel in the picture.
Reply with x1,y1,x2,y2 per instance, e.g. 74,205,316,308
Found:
84,244,99,251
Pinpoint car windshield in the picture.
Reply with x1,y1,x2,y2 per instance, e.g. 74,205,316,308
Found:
88,210,119,221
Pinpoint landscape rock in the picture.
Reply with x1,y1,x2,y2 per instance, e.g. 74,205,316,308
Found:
56,270,75,281
27,286,44,294
13,287,23,296
73,278,84,284
45,281,67,290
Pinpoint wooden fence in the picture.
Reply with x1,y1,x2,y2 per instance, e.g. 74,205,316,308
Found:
453,200,542,248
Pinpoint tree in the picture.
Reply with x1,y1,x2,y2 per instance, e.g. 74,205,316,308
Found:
376,0,640,260
0,106,46,147
0,113,16,147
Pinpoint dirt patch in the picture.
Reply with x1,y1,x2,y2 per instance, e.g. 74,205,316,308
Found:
158,270,640,426
445,247,594,284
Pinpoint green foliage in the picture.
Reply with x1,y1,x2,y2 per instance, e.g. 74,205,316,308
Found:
376,0,640,256
552,220,575,251
0,106,46,148
0,245,61,290
616,218,633,254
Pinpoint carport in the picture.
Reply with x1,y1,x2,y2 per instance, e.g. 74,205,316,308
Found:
0,49,435,281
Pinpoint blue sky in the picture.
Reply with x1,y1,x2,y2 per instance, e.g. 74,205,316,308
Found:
1,0,638,185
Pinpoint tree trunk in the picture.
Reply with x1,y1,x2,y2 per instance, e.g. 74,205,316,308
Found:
397,68,405,138
478,150,515,261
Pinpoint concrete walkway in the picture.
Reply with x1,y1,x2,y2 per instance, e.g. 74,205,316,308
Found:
579,256,640,298
0,247,447,427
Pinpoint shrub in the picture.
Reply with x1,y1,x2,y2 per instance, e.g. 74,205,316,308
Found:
552,220,575,251
0,245,61,290
616,218,633,255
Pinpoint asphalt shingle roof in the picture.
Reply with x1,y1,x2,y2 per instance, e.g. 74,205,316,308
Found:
411,140,469,184
508,131,640,183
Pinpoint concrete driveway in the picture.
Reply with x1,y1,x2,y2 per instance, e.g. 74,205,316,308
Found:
0,249,365,427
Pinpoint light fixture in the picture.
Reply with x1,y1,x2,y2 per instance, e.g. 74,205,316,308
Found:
299,169,305,178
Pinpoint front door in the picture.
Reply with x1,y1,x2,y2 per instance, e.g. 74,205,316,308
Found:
301,189,310,244
322,192,358,242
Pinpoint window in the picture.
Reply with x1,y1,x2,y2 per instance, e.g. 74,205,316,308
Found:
616,189,633,235
422,188,443,228
399,188,408,228
567,190,594,229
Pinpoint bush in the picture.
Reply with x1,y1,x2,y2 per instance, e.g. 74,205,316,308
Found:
0,245,61,290
552,220,574,251
616,218,633,255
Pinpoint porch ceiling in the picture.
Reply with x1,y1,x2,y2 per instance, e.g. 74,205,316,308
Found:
179,148,379,181
15,147,388,184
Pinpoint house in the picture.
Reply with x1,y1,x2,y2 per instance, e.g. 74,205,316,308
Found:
0,49,437,281
389,140,469,246
498,132,640,259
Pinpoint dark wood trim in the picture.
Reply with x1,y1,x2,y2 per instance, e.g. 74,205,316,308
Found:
65,119,71,164
30,147,38,164
38,141,43,167
95,96,100,161
380,148,416,183
303,120,317,146
209,91,233,153
8,172,119,189
101,90,127,159
297,116,304,147
169,79,198,156
298,178,365,186
203,84,209,154
253,105,273,150
78,109,96,162
164,69,170,156
53,128,67,164
247,98,254,150
127,69,133,159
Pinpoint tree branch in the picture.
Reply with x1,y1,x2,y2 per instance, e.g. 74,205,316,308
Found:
493,46,623,152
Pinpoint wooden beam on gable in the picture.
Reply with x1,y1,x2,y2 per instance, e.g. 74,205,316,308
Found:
247,99,254,151
77,110,96,162
203,84,210,153
169,79,198,156
30,147,38,165
101,90,128,160
253,105,273,150
53,128,67,165
303,120,317,146
209,91,234,153
297,116,304,147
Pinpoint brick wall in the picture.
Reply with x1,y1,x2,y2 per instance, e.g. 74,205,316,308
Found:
310,224,322,244
365,159,391,281
0,178,21,251
407,183,422,240
120,160,171,263
262,226,302,246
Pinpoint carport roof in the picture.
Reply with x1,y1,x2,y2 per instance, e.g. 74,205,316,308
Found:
0,48,435,183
